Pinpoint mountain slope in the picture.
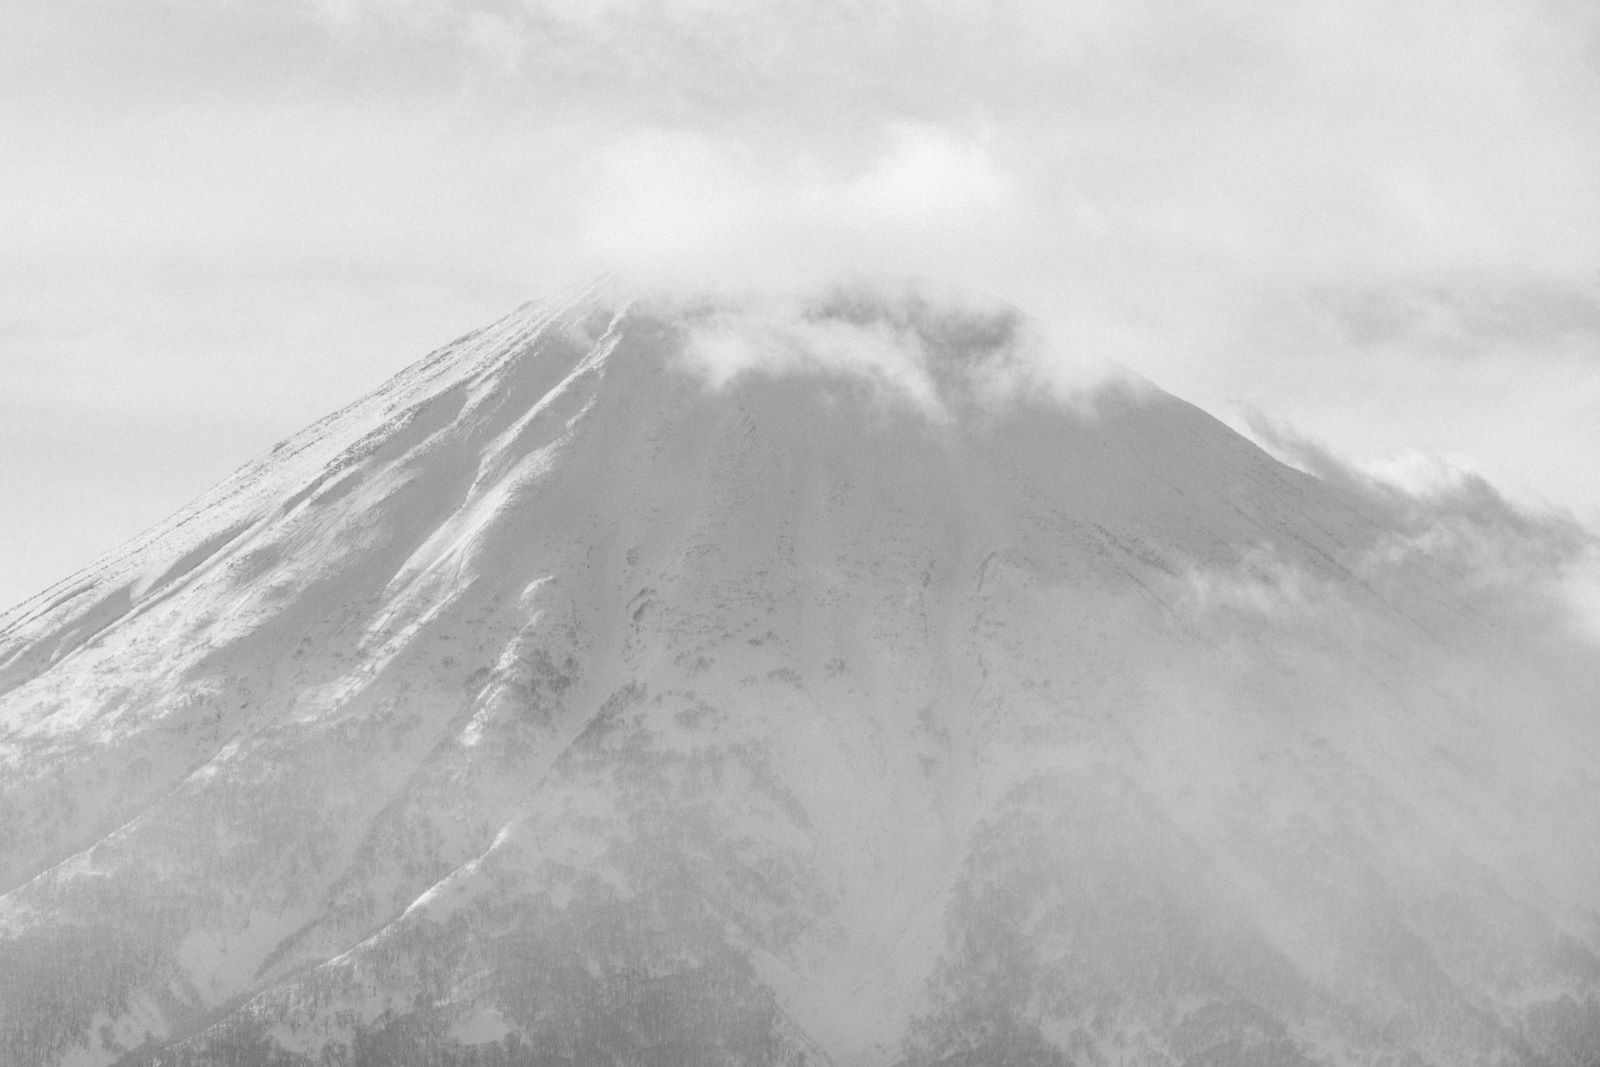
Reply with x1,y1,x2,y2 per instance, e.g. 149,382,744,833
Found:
3,286,1599,1066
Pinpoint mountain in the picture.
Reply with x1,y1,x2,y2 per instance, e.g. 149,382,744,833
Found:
3,284,1600,1067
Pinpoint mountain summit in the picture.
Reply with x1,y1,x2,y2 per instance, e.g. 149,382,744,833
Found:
3,286,1599,1066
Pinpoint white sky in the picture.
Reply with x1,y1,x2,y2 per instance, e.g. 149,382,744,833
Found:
3,0,1599,609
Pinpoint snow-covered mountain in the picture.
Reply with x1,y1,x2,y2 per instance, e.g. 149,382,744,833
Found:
3,285,1600,1066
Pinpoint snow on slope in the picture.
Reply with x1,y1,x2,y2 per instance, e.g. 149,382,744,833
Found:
2,284,1600,1066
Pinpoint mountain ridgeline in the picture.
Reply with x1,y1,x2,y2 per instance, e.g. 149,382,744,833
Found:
3,288,1599,1066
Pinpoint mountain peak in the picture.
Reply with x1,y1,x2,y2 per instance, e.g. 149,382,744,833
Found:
3,288,1600,1067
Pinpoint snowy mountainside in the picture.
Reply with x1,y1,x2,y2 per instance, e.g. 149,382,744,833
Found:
2,286,1599,1066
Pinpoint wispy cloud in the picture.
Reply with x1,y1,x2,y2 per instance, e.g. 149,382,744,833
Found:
575,125,1026,293
1303,276,1600,358
667,279,1137,425
1245,415,1600,640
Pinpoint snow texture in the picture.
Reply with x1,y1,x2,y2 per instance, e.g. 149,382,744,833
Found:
3,282,1600,1066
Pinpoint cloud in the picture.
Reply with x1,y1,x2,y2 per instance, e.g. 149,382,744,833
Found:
573,124,1027,294
12,0,1599,320
671,280,1124,419
1176,547,1346,626
1302,276,1600,358
681,307,945,418
1244,415,1600,641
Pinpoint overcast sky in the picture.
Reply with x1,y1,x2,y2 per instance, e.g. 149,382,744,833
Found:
3,0,1599,609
